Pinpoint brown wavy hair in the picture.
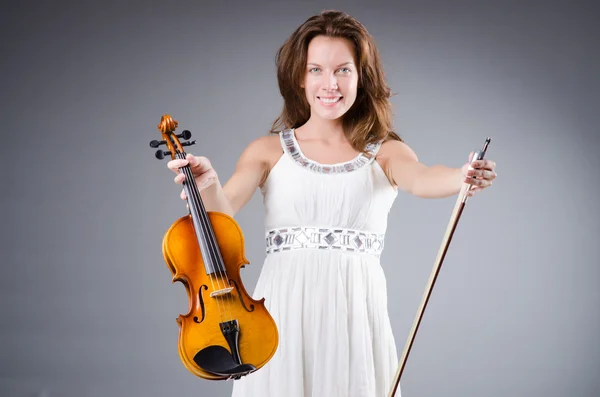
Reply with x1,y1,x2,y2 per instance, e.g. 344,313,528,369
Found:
269,10,402,152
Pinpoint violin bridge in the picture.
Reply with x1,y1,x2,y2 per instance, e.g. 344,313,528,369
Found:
210,287,234,298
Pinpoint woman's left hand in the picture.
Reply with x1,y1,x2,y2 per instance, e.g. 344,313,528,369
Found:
461,154,497,197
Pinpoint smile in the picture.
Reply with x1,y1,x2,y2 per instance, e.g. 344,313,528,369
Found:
318,96,342,104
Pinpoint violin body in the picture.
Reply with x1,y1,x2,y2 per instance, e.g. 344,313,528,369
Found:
162,212,279,380
150,114,279,381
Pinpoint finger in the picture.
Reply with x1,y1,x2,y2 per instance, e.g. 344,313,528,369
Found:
169,153,199,171
167,159,189,173
174,173,186,184
180,189,187,200
467,169,496,180
185,153,197,167
465,176,492,187
191,156,213,174
471,159,496,170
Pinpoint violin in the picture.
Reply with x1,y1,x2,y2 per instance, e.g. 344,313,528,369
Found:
149,114,279,380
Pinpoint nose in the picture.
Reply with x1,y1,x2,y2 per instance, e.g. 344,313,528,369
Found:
323,73,338,90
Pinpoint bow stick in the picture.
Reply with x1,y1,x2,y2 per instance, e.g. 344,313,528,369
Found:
387,138,491,397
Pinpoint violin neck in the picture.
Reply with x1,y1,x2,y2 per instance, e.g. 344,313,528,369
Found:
175,152,226,276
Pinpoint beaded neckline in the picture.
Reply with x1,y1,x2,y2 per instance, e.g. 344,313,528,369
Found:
280,129,381,174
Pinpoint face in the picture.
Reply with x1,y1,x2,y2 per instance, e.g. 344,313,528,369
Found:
302,35,359,122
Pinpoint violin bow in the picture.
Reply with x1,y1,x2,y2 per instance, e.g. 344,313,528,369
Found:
387,138,491,397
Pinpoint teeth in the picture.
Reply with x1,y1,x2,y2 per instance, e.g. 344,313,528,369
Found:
320,97,341,104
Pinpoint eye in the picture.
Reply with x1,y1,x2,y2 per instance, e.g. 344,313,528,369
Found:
308,67,321,73
337,67,351,74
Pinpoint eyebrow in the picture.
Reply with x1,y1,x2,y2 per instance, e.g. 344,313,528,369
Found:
307,62,354,67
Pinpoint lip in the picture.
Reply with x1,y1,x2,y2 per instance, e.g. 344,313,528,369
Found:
317,96,343,107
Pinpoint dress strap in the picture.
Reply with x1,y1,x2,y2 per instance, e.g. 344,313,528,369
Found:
279,129,382,174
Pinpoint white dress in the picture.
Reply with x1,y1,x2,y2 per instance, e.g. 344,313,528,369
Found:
231,129,400,397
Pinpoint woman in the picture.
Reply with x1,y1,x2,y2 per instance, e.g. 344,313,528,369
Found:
168,10,496,397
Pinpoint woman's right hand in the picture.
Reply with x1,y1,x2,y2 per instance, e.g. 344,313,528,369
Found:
167,153,218,201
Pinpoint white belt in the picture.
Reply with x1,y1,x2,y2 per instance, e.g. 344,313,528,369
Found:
265,226,385,257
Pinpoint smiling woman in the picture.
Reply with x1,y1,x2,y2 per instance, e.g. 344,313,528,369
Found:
167,9,497,397
269,11,403,155
302,36,359,121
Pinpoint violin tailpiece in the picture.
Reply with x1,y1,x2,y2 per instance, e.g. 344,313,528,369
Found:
192,319,257,380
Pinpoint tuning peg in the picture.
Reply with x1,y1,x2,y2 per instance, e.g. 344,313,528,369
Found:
149,139,167,148
177,130,192,140
181,140,196,147
155,150,171,160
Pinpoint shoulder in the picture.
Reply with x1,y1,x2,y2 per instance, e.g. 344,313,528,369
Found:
375,139,421,189
377,139,418,162
243,134,283,158
237,133,283,169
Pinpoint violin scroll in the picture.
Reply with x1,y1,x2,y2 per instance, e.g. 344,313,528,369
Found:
158,114,178,135
149,114,196,160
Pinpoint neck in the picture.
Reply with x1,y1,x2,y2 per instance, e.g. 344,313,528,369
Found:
298,114,346,142
176,152,226,275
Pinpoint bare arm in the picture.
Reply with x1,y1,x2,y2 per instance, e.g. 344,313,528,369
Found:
377,140,463,199
168,135,281,217
221,136,281,215
378,140,497,198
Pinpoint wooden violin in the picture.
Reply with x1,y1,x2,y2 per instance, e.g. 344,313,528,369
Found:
149,114,279,380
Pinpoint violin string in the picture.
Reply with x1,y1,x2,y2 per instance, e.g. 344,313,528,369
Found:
183,160,234,323
181,160,229,324
177,153,228,324
189,167,235,324
201,214,235,323
193,186,234,324
178,153,234,324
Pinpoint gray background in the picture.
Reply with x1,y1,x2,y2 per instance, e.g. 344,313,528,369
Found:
1,0,598,396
